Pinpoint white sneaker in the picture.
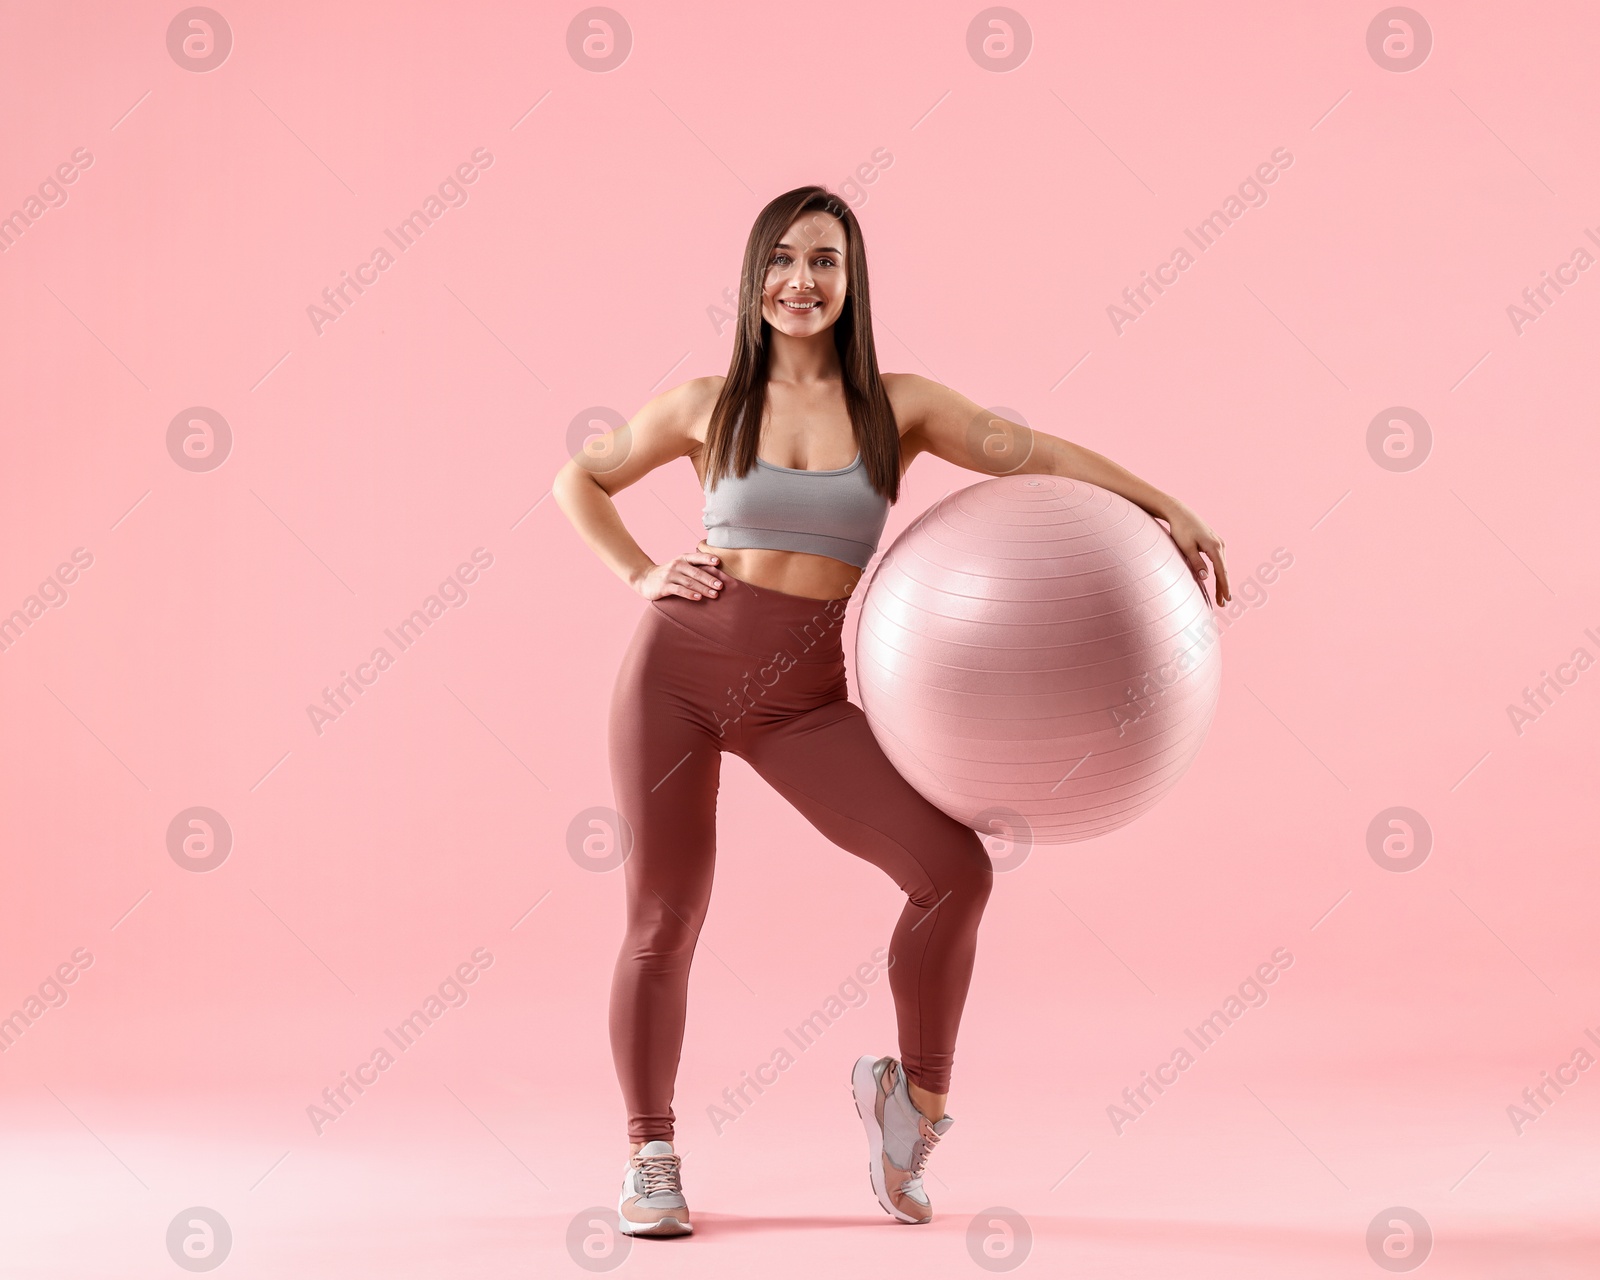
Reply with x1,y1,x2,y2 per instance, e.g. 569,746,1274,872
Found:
618,1139,693,1237
851,1053,955,1224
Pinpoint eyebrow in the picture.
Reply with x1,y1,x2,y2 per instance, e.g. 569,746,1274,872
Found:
774,242,843,255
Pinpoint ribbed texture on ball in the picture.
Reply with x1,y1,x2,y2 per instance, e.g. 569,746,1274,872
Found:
855,475,1222,844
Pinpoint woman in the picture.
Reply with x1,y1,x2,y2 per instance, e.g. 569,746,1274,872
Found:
553,186,1230,1237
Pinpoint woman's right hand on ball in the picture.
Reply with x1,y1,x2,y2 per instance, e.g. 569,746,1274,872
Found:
633,551,725,602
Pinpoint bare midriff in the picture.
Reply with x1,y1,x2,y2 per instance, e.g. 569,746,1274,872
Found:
695,539,863,602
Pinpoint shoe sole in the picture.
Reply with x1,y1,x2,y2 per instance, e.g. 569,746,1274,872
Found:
618,1214,693,1238
850,1054,925,1225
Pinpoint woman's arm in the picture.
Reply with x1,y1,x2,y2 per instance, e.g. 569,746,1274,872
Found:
895,373,1231,606
552,378,728,602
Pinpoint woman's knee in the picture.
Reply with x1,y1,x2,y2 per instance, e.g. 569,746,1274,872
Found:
623,902,704,964
909,825,994,913
950,830,995,909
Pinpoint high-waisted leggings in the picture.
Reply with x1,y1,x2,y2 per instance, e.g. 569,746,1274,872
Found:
608,571,994,1144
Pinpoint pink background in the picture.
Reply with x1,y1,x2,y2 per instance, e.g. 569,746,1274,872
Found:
4,0,1598,1275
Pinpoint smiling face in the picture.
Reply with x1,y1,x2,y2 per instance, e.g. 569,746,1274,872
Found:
759,209,849,335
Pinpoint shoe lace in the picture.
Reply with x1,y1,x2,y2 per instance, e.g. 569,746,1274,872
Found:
906,1125,942,1185
635,1153,683,1196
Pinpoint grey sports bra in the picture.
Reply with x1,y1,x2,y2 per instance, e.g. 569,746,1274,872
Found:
701,446,891,570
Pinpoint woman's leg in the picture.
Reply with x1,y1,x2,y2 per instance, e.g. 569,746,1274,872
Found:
608,607,727,1147
738,695,994,1107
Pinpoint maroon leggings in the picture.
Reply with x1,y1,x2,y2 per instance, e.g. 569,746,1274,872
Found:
607,572,994,1144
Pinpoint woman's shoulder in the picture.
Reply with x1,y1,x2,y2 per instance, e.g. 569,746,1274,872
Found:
674,376,726,448
881,371,938,399
671,374,726,412
636,375,724,441
663,373,726,408
881,371,938,440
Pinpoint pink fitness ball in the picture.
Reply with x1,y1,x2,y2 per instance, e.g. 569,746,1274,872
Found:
854,474,1222,845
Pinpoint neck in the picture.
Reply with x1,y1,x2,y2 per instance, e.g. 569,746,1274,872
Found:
765,328,843,384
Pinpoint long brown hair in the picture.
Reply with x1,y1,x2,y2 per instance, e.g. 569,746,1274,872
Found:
701,186,902,505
